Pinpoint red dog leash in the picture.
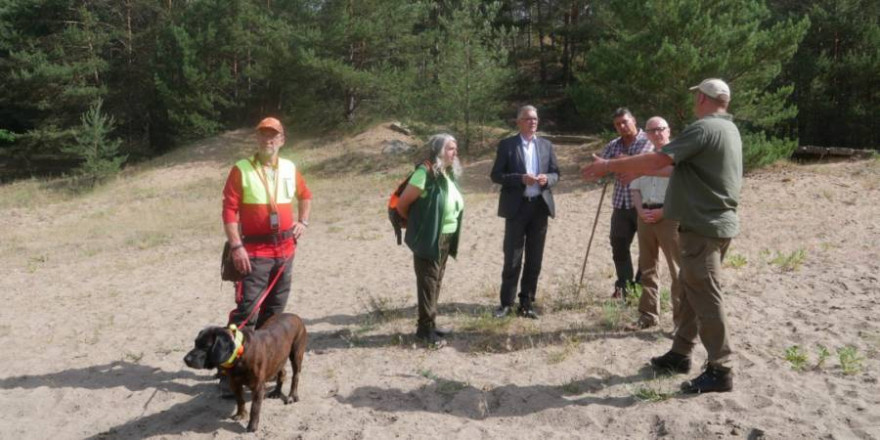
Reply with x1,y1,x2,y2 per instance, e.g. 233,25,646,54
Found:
229,255,292,328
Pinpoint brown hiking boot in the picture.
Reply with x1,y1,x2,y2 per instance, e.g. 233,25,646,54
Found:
650,351,691,374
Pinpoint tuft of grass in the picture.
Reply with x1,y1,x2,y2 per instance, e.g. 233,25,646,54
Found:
630,381,679,402
549,275,590,312
559,378,582,395
601,300,625,330
546,335,581,365
837,346,863,375
123,351,144,363
355,288,407,334
784,345,808,371
436,379,468,396
816,344,831,369
460,310,512,333
770,248,806,272
659,288,671,313
624,282,643,308
725,253,748,269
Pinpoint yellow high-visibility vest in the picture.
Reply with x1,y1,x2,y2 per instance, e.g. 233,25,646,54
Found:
235,157,297,204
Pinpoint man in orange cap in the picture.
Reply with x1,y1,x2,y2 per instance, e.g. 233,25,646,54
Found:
222,117,312,332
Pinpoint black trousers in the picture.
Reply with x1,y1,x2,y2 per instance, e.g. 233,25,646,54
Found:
500,198,549,308
610,207,639,289
413,234,452,334
229,256,293,329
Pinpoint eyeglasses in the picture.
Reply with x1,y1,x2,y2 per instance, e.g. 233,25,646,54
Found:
519,117,538,122
646,127,668,134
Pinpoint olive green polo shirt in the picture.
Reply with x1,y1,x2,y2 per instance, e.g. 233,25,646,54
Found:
660,113,742,238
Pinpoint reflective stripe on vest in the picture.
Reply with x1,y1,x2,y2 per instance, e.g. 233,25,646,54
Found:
235,158,297,204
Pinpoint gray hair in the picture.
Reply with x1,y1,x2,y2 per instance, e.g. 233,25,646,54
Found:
424,133,462,179
612,107,634,121
517,105,538,119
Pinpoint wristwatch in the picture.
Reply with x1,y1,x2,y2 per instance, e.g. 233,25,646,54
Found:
299,220,309,227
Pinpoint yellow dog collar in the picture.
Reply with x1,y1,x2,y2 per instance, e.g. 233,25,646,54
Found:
219,324,245,368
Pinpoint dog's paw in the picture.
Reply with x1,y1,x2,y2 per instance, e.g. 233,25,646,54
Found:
246,423,259,433
267,388,282,399
231,411,248,422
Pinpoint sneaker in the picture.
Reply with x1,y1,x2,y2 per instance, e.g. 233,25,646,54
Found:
680,365,733,394
416,330,447,348
517,306,539,320
493,306,513,319
650,351,691,374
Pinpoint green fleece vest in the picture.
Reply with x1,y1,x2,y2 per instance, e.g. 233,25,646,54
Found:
404,166,463,261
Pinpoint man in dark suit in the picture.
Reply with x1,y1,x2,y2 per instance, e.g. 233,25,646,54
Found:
490,105,560,319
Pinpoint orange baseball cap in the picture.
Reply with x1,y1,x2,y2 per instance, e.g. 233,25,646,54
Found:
256,117,284,134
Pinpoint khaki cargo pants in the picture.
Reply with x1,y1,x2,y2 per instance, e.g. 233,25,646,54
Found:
670,230,733,370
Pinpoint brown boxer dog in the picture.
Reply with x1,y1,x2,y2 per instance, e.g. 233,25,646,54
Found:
184,313,307,432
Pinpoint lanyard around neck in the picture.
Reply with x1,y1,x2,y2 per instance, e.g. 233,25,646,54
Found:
249,156,279,213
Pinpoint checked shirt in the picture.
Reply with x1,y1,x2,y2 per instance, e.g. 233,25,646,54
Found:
599,130,654,209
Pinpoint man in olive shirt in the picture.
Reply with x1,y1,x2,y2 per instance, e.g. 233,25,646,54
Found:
582,78,742,394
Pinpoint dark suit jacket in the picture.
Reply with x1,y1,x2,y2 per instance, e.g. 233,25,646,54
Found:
490,134,560,219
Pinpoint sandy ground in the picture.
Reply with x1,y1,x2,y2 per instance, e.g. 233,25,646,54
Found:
1,123,879,439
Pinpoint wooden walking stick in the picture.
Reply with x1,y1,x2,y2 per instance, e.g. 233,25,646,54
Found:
576,181,609,297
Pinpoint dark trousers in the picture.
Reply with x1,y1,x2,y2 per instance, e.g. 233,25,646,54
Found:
413,234,452,334
500,198,549,308
229,256,293,329
610,207,639,289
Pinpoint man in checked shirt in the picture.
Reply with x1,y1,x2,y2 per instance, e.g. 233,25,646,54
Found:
598,108,654,299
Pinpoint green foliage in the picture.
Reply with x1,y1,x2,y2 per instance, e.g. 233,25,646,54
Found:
624,282,642,308
784,345,808,371
742,130,798,171
62,99,126,185
770,248,807,272
570,0,808,136
725,253,748,269
837,346,863,375
417,0,513,151
601,300,624,330
773,0,880,150
816,344,831,369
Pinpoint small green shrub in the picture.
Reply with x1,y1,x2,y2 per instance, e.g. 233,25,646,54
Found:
659,288,671,313
785,345,808,371
838,346,863,375
771,248,806,271
725,253,748,269
816,344,831,369
741,130,797,171
601,300,624,330
625,282,643,308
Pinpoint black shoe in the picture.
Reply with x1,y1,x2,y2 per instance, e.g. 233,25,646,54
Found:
680,365,733,394
433,327,452,337
517,306,539,320
650,351,691,374
493,306,513,319
416,330,446,347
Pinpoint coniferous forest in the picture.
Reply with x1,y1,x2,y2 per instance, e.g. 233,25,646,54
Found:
0,0,878,181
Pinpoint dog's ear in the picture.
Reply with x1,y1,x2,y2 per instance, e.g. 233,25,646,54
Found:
207,330,235,368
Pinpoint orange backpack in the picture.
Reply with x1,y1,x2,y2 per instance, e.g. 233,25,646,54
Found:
388,161,431,245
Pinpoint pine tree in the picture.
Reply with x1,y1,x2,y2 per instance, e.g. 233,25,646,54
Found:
569,0,809,135
63,99,127,185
